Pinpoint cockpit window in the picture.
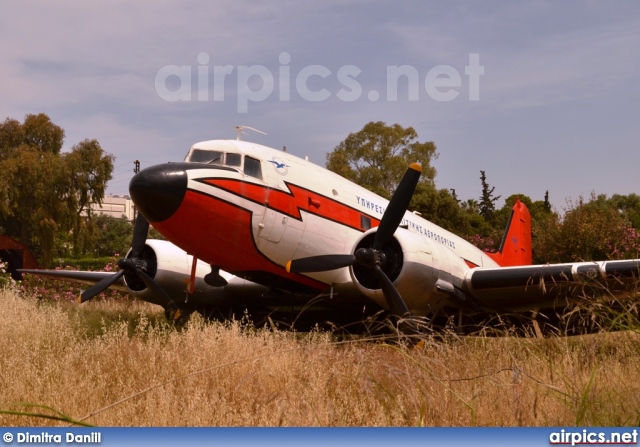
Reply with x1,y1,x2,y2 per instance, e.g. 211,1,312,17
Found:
189,149,223,164
226,153,242,167
208,151,223,165
187,150,262,179
244,156,262,179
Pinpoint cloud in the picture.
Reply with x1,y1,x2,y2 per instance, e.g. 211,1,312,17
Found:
1,1,639,208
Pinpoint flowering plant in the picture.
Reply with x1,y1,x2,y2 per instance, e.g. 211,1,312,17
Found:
0,261,14,289
466,233,498,253
19,256,129,302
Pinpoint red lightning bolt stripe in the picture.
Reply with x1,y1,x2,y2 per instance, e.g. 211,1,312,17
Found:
200,178,380,231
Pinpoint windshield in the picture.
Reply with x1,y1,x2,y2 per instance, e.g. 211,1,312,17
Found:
188,149,223,164
187,149,263,180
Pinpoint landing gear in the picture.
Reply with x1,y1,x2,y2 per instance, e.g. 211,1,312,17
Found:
165,303,192,329
164,303,182,322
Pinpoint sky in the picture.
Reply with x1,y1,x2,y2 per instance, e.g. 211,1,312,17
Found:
1,1,639,212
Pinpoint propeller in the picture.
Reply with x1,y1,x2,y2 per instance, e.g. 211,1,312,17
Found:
287,163,422,319
78,214,180,319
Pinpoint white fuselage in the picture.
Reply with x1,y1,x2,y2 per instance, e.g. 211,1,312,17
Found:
160,140,499,313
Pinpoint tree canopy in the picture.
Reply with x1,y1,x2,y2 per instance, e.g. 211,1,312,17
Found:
326,121,465,232
0,114,114,265
326,121,437,199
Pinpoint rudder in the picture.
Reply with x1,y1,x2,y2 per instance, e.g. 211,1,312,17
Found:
486,198,532,267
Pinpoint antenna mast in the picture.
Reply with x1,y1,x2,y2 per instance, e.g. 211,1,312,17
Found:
234,125,267,141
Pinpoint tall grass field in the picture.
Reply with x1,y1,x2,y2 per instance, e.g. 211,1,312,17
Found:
1,286,640,426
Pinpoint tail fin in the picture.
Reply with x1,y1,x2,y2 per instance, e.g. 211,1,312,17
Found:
486,198,532,266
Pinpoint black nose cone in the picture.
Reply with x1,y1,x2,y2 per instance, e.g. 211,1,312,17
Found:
129,163,189,223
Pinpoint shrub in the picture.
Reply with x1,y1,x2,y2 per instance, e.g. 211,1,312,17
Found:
0,261,14,289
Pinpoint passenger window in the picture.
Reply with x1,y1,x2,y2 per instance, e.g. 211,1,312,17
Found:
226,153,241,167
244,156,262,179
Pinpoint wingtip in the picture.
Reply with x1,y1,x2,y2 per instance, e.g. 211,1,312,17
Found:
409,163,422,173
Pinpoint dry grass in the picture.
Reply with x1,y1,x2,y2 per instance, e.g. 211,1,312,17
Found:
1,286,640,427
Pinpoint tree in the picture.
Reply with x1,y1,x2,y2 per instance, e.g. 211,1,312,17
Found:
608,193,640,230
65,139,115,257
543,190,552,213
0,118,25,160
0,114,114,265
478,170,501,222
455,175,506,252
91,214,134,257
0,147,71,264
325,121,469,234
409,184,472,235
326,121,437,199
450,189,460,204
22,113,64,155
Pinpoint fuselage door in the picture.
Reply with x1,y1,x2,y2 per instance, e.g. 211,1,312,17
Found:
258,172,287,243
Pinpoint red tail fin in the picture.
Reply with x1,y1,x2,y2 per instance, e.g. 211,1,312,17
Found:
486,198,532,266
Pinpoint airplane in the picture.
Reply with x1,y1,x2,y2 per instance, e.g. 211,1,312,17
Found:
20,137,640,333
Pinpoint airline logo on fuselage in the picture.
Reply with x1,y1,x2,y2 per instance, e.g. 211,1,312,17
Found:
268,157,290,176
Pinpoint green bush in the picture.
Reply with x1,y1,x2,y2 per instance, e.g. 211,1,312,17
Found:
533,194,640,263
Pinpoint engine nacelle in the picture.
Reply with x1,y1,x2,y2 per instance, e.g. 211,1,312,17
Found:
123,239,266,308
349,228,470,316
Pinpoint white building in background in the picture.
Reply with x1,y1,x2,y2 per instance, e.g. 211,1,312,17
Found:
88,195,135,220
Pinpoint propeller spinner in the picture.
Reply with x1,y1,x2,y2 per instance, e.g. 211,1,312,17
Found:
287,163,422,319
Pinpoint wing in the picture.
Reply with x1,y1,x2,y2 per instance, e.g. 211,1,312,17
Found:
18,269,128,292
462,259,640,312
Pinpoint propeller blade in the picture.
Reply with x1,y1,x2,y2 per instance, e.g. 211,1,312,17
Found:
374,163,422,249
135,267,176,310
79,270,125,303
286,254,356,273
131,214,150,258
373,264,411,318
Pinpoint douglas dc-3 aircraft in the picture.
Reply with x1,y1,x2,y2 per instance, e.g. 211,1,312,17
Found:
21,137,640,332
